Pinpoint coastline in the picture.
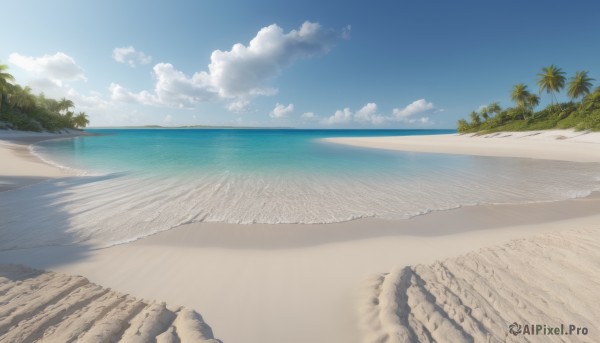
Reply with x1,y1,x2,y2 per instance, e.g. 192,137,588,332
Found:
0,129,94,191
1,129,599,342
322,129,600,162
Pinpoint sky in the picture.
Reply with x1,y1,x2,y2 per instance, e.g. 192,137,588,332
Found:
2,0,600,128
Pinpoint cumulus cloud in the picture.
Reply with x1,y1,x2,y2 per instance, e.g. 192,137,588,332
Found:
301,111,317,120
109,63,217,107
270,103,294,118
8,52,85,85
65,88,110,110
321,100,437,126
112,46,152,67
392,99,435,119
321,108,353,125
354,103,386,124
227,99,251,113
110,21,343,110
109,83,158,105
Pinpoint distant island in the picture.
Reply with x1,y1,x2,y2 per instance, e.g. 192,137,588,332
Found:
457,65,600,133
90,125,295,129
0,64,90,132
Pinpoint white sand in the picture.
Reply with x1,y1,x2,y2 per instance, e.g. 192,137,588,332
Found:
0,264,221,343
360,228,600,342
323,129,600,162
1,129,599,342
0,129,91,191
3,203,600,343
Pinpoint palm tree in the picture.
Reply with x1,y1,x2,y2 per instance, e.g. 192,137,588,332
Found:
45,98,60,113
511,83,531,108
527,94,540,109
488,102,502,116
457,118,469,132
537,65,566,109
469,111,481,126
73,112,89,128
9,85,36,111
567,71,594,100
58,98,74,113
0,64,15,112
480,106,489,120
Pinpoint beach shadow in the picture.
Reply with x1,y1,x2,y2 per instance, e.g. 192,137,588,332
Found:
0,264,45,281
0,173,126,270
0,176,57,192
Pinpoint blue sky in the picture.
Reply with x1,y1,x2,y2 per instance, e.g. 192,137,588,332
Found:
2,0,600,128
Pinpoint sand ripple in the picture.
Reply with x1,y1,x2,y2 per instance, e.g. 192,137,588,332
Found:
360,229,600,342
0,264,221,343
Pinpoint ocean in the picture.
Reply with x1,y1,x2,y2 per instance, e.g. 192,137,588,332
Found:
1,129,599,250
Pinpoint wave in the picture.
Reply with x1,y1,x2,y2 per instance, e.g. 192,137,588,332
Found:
1,158,599,251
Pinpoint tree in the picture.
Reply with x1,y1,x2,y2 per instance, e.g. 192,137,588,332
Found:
469,111,481,126
537,65,566,109
567,71,594,100
44,98,60,112
58,97,74,113
480,106,489,120
73,112,89,128
0,64,15,112
527,94,540,110
9,85,36,111
457,119,470,132
511,83,532,108
488,102,502,116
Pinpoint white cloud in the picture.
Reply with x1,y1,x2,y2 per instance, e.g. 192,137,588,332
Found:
354,102,386,124
152,63,216,106
109,83,158,105
391,99,436,125
66,88,110,110
301,111,317,120
8,52,86,85
319,99,437,126
227,99,251,113
164,114,173,124
112,46,152,67
270,103,294,118
111,21,342,109
109,62,218,107
210,21,337,98
392,99,435,119
321,108,353,125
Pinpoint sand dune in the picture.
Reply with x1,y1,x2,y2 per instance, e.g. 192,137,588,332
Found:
0,264,221,343
360,228,600,343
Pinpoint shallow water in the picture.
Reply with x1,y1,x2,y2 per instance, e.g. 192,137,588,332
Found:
1,129,599,250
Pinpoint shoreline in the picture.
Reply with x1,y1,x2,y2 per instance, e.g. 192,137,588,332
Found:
322,129,600,162
1,129,600,342
0,129,94,191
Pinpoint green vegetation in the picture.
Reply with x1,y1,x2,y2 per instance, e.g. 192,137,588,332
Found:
0,63,89,132
458,65,599,133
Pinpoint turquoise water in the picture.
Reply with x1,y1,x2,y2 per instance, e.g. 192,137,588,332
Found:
33,129,458,176
2,129,599,249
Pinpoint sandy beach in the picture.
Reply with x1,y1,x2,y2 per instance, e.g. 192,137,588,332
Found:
1,129,599,342
0,264,221,343
323,130,600,162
